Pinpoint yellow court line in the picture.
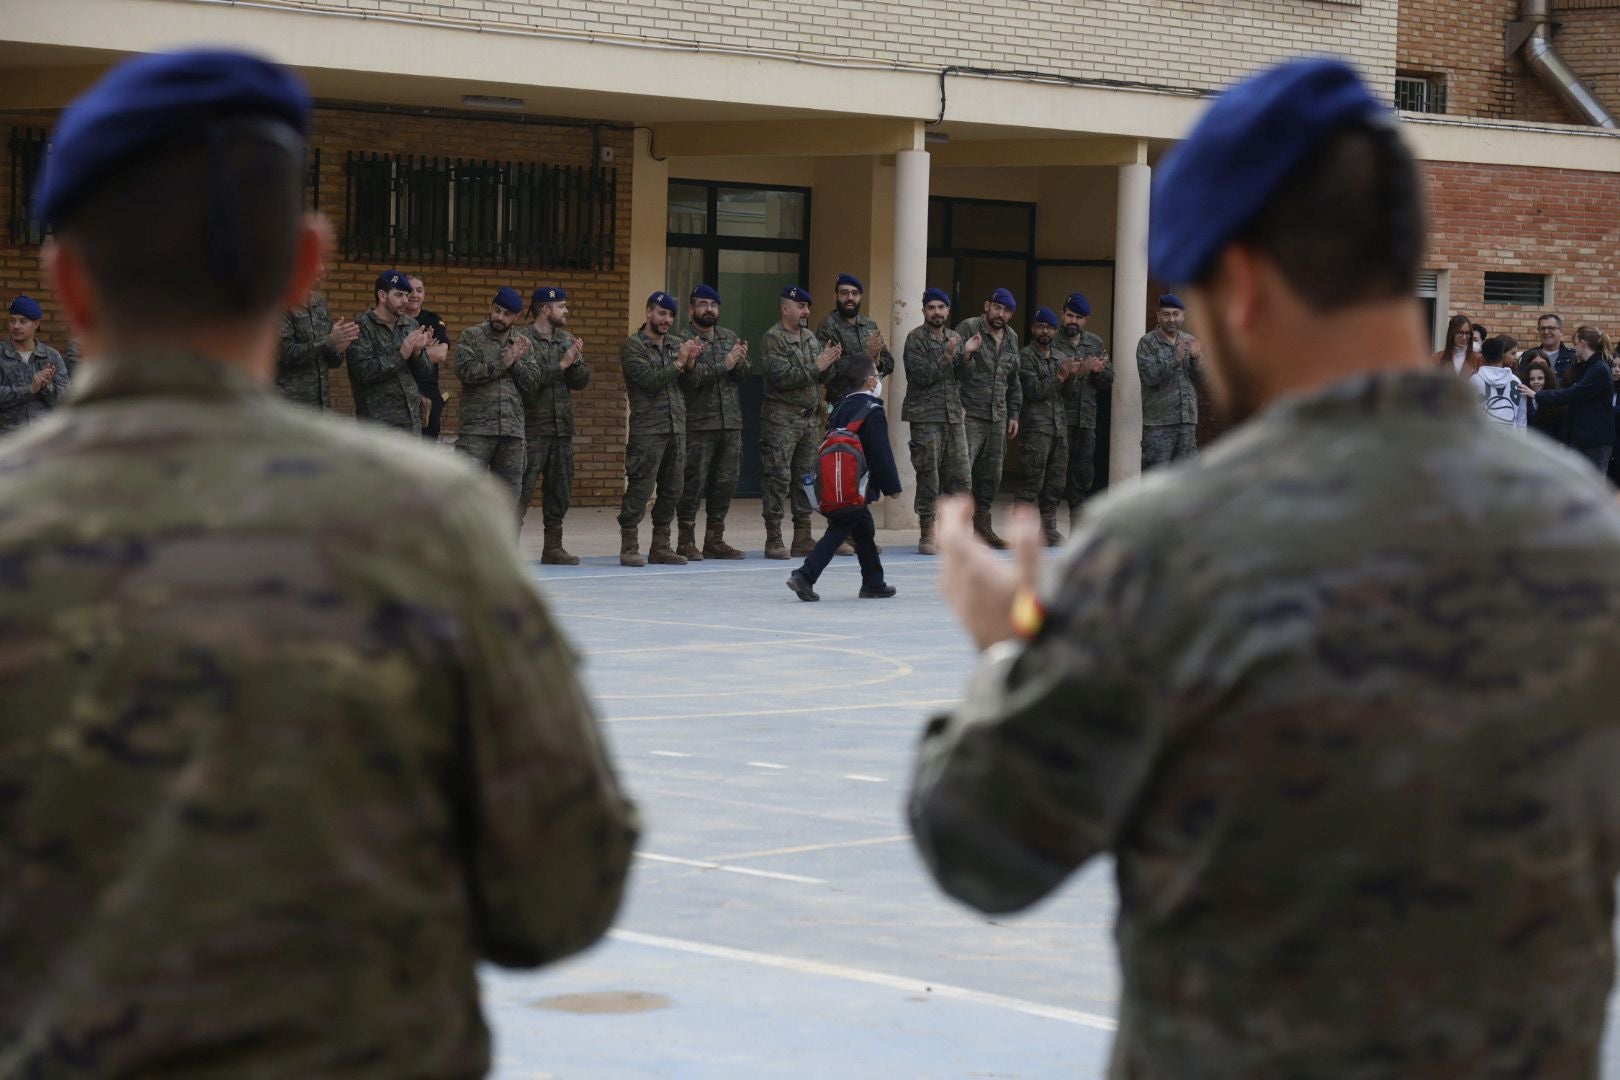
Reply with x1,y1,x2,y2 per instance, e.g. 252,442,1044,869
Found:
606,698,958,723
707,834,912,863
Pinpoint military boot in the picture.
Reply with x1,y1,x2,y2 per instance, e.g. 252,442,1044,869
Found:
1040,508,1063,547
648,522,688,565
974,510,1009,551
764,519,789,560
703,521,745,560
676,521,704,561
541,525,579,566
619,526,646,567
917,517,936,556
790,520,815,557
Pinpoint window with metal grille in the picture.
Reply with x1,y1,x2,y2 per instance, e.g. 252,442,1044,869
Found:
1395,74,1447,115
1483,272,1548,305
343,152,617,270
9,127,48,246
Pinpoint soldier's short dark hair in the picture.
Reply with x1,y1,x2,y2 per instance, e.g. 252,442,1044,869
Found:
56,128,303,329
844,352,876,389
1237,124,1423,313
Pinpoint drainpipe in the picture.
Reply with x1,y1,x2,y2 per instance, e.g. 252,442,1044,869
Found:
1507,0,1617,128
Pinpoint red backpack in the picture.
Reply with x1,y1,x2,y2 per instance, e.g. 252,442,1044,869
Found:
810,400,878,514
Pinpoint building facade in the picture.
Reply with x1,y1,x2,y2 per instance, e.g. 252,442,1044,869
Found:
1,0,1616,514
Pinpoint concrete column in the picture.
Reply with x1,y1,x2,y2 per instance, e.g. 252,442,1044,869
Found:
1110,159,1150,486
883,146,929,531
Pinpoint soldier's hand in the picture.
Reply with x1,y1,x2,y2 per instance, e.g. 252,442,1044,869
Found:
1090,353,1108,374
329,319,360,353
725,343,747,370
963,334,982,357
945,336,960,359
1007,419,1020,440
816,343,842,371
1187,338,1203,361
560,339,583,369
503,335,532,368
30,367,52,393
865,333,884,360
936,495,1042,651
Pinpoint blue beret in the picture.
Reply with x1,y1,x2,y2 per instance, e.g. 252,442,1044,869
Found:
375,270,410,294
532,285,567,305
648,291,677,313
1158,294,1186,311
922,287,951,307
1063,292,1092,317
781,285,812,304
835,273,864,293
493,287,523,313
1149,58,1390,285
1032,307,1058,327
8,296,42,322
989,288,1017,313
690,284,721,304
35,49,312,227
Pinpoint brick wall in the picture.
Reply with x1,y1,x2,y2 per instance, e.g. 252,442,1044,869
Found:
0,107,637,505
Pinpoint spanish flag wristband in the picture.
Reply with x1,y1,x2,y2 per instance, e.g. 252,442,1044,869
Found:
1010,583,1046,641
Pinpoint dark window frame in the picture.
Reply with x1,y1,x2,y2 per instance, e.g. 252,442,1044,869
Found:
928,195,1038,320
1483,271,1548,306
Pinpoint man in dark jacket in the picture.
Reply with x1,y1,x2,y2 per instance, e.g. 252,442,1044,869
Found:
786,352,902,601
1534,325,1615,474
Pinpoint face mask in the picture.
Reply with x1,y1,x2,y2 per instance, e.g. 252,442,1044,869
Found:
870,378,884,398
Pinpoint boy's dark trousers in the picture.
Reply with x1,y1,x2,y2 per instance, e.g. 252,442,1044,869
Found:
799,506,884,588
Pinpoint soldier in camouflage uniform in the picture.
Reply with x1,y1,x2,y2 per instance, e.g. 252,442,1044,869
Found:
276,274,358,410
618,290,703,567
454,287,531,512
816,272,895,405
515,285,590,564
676,283,749,561
1054,292,1111,525
0,295,68,433
1137,293,1205,469
2,49,637,1079
911,59,1620,1079
954,288,1022,549
761,285,841,559
1013,308,1074,547
347,268,435,433
902,287,975,555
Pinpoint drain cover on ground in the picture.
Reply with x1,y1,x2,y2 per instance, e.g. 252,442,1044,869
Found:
532,991,672,1014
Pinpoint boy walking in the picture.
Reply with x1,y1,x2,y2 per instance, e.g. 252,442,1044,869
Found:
787,354,902,601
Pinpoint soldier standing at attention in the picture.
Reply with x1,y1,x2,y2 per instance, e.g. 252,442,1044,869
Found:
816,272,894,405
910,59,1620,1078
1013,307,1072,547
954,287,1022,549
348,268,434,433
276,262,358,410
902,286,976,555
454,286,532,510
516,285,589,564
618,290,702,567
0,295,68,433
0,49,636,1077
676,283,749,561
405,273,451,440
1137,293,1204,469
761,285,841,560
1054,292,1110,525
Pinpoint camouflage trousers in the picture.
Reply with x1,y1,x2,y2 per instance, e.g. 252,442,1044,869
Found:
619,431,686,530
1015,429,1068,514
679,427,742,526
1066,425,1098,510
454,433,526,506
964,416,1008,513
519,434,574,528
908,420,970,522
1142,423,1198,471
760,409,817,526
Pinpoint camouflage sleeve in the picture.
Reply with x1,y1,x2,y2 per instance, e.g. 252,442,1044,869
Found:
1186,335,1206,385
62,339,81,377
1020,349,1057,401
904,331,944,389
908,528,1158,915
815,315,839,349
764,331,813,391
878,341,895,378
512,349,552,397
1138,334,1176,389
46,350,69,402
1093,350,1115,393
565,356,591,391
683,337,718,390
277,312,334,380
348,323,408,387
455,332,505,386
441,479,640,965
1005,353,1023,419
620,337,680,392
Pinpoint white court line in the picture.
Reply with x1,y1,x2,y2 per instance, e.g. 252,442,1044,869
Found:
747,761,788,770
635,851,825,885
607,698,958,723
608,929,1118,1032
536,562,950,582
844,774,887,783
648,751,692,758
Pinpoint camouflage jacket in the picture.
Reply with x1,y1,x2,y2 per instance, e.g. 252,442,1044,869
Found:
1056,329,1112,430
910,370,1620,1079
1017,343,1067,435
620,328,694,436
901,325,967,425
0,340,68,433
61,339,82,379
275,294,344,410
680,322,748,432
954,316,1022,424
347,310,423,432
1137,329,1204,427
0,350,638,1080
514,324,590,440
761,322,831,416
816,311,895,404
455,320,526,439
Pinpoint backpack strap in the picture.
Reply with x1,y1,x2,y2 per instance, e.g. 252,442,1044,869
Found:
841,397,880,433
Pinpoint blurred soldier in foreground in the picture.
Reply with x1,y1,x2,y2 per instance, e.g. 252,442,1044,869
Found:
0,295,68,432
454,286,531,510
0,50,637,1077
909,58,1620,1078
516,285,590,562
276,261,357,410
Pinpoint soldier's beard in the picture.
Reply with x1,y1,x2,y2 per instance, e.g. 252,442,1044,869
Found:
1063,324,1081,339
838,300,861,318
926,315,946,329
694,312,719,328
